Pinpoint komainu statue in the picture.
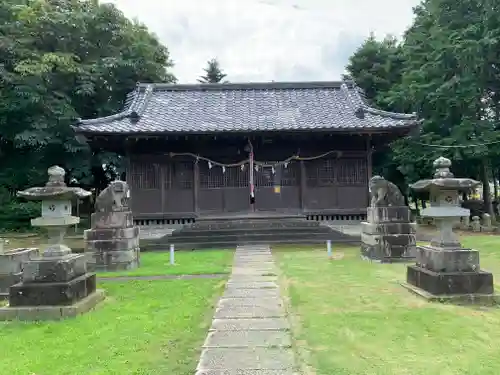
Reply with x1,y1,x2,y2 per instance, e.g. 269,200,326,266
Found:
85,179,139,272
95,180,130,212
369,175,405,207
361,175,416,263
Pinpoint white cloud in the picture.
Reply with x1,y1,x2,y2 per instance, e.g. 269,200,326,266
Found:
106,0,420,83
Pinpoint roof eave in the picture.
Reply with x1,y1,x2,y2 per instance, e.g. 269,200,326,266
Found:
72,122,419,138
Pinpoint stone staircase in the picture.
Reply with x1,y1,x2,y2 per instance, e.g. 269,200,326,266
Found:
150,214,360,250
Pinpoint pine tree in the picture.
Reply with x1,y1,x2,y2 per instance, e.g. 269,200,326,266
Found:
198,58,228,83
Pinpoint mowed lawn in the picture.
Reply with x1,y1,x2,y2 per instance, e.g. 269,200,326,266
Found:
0,278,226,375
1,234,234,278
273,236,500,375
98,250,234,277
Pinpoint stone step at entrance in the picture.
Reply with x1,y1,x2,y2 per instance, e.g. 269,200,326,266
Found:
195,245,299,375
153,215,359,250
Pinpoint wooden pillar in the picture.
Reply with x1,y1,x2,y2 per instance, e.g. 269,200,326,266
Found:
160,163,166,214
300,160,307,211
366,135,373,205
193,160,199,214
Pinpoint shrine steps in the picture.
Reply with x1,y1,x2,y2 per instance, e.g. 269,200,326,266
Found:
150,216,360,250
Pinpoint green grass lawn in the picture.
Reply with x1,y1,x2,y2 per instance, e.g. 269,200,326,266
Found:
97,250,234,278
273,236,500,375
0,278,225,375
1,234,234,278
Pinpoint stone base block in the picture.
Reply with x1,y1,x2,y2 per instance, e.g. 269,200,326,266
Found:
85,236,139,252
406,265,494,296
401,282,498,305
0,289,105,321
84,226,140,241
0,272,21,298
416,245,479,272
91,211,134,229
86,247,140,272
9,273,97,307
0,248,38,274
361,232,416,263
22,253,87,283
367,206,411,223
361,221,417,235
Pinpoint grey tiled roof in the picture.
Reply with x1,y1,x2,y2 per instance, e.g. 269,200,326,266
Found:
74,81,419,134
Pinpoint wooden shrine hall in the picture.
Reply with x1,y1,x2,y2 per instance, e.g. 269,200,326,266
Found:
74,80,419,222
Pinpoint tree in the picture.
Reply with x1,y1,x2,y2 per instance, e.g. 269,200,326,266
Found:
389,0,500,217
198,58,228,83
346,34,407,112
0,0,176,229
345,0,500,218
346,35,412,198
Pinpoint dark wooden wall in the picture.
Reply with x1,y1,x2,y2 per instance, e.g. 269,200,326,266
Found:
126,150,369,219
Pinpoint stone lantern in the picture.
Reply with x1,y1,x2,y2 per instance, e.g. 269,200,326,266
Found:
0,166,105,320
402,157,495,302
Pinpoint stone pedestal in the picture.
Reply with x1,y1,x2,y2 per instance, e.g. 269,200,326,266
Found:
84,211,140,271
361,206,416,263
405,245,494,299
9,253,95,306
0,248,38,299
1,252,105,320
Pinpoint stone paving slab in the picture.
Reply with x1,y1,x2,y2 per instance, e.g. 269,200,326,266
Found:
196,370,297,375
197,348,295,370
223,288,281,299
215,304,285,319
231,270,277,277
232,262,275,268
210,318,290,332
233,258,273,262
229,276,278,283
231,268,276,273
217,298,283,309
203,330,292,348
226,281,278,289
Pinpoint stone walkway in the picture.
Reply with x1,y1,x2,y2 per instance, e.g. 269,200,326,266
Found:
195,244,299,375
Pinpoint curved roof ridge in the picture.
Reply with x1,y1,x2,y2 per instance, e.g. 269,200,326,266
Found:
77,85,149,125
361,106,417,120
139,81,348,91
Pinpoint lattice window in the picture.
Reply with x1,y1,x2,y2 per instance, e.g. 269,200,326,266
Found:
128,162,160,189
226,166,249,188
306,159,335,187
281,162,299,187
171,161,194,190
336,159,367,185
200,164,225,189
255,166,275,187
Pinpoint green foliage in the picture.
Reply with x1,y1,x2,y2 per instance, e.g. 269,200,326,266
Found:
0,0,176,228
0,200,41,231
347,0,500,214
198,58,228,83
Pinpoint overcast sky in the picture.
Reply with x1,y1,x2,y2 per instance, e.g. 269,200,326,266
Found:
106,0,420,83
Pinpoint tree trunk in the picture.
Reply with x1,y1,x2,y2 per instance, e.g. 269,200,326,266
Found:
481,159,495,219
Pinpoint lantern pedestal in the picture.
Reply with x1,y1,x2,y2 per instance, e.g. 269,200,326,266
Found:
0,248,38,299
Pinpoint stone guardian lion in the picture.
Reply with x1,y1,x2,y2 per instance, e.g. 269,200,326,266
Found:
369,176,405,207
95,180,130,212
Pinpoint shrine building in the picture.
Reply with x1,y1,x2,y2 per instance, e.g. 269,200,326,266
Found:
73,80,419,224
